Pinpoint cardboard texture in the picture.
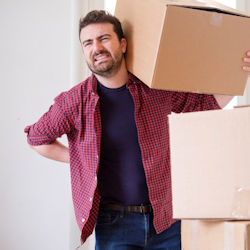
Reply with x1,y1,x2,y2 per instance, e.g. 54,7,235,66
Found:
247,225,250,250
115,0,250,95
169,107,250,219
182,220,250,250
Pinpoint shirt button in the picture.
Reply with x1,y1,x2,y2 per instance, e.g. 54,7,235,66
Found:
91,92,95,96
82,218,85,223
89,197,93,202
96,154,99,159
95,176,97,181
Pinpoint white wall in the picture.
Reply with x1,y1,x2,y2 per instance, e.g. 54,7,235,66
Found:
0,0,72,249
0,0,104,249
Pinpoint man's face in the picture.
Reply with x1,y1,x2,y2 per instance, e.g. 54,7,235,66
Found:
80,22,127,78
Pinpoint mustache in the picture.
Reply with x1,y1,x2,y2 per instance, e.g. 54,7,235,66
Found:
92,50,111,60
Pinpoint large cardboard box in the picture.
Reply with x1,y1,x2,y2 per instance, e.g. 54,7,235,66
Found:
169,107,250,219
115,0,250,95
182,220,250,250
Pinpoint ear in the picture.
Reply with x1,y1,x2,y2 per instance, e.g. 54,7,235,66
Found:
120,38,127,54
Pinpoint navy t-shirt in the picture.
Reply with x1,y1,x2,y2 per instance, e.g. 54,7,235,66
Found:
97,81,150,205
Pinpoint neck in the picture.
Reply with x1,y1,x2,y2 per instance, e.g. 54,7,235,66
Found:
94,59,128,88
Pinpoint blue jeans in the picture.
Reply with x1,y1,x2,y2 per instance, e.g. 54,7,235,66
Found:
95,208,181,250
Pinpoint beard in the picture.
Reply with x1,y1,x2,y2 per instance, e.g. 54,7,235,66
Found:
86,48,124,78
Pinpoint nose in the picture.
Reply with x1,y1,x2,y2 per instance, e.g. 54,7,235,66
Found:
93,40,104,54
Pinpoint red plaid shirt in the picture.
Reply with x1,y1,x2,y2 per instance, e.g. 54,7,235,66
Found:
25,73,220,243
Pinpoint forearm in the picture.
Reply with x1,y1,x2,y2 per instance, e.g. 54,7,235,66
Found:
213,94,234,109
30,140,70,163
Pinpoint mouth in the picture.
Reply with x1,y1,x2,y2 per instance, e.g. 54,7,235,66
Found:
94,53,111,63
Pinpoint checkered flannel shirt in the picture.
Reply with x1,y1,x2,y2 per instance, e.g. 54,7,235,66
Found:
24,72,220,243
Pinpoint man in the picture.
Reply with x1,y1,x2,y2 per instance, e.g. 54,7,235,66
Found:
25,10,250,249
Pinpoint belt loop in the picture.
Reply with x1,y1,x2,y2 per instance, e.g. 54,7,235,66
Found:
140,204,145,214
120,205,125,218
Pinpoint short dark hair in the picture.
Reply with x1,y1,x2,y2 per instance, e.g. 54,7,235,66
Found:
79,10,125,40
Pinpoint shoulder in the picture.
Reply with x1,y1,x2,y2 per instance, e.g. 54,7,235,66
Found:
128,72,172,98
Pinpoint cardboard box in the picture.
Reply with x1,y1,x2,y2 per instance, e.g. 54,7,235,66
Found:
169,107,250,219
182,220,250,250
115,0,250,95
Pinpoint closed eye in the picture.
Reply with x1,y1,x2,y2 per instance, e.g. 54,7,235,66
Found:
101,37,108,41
99,34,111,41
82,40,92,47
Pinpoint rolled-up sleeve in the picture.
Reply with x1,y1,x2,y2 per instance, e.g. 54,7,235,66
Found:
171,91,221,113
24,93,73,146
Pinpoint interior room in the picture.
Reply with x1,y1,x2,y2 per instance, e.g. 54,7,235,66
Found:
0,0,249,249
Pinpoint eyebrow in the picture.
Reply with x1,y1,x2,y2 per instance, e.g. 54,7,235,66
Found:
82,33,112,45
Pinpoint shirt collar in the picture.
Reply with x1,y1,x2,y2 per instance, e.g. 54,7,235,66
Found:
126,71,139,87
88,71,138,94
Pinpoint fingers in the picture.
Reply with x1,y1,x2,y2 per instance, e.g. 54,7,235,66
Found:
243,66,250,72
243,57,250,63
243,51,250,72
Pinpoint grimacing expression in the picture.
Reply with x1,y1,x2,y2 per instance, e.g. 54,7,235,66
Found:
80,23,127,77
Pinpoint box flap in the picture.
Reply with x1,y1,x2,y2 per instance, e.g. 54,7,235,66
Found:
162,0,250,17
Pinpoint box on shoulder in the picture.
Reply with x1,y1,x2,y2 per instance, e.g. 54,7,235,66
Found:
182,220,250,250
169,106,250,219
115,0,250,95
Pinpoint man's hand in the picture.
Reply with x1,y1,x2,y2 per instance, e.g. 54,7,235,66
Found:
243,51,250,72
